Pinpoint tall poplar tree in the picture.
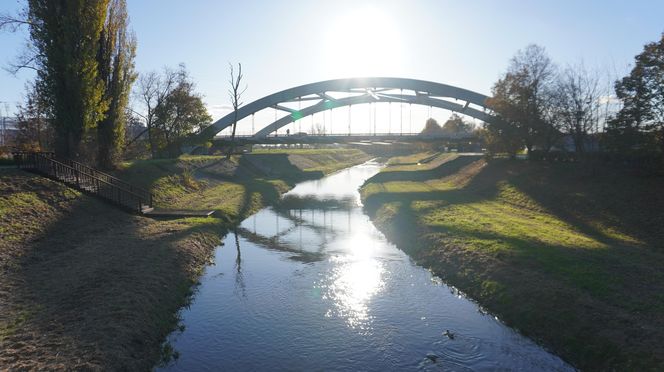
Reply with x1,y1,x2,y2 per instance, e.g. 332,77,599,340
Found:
27,0,109,158
96,0,137,168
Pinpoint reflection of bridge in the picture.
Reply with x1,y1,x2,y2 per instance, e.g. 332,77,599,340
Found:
212,132,477,145
195,77,495,143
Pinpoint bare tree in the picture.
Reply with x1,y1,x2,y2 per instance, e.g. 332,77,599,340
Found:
312,121,327,136
135,68,177,158
15,81,53,151
227,62,247,159
554,64,601,153
0,9,41,74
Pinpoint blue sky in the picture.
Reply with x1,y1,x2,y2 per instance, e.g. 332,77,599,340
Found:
0,0,662,133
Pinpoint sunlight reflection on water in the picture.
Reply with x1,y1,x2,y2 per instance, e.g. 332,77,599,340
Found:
322,255,385,330
158,160,573,372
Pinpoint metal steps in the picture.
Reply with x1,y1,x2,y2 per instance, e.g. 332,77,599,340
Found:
12,152,154,214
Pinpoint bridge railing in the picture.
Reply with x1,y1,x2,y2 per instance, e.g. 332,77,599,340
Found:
212,132,475,140
12,151,153,213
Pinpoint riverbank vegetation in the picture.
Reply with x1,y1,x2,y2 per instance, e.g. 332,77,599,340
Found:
0,148,370,369
1,1,663,370
483,35,664,162
361,152,664,370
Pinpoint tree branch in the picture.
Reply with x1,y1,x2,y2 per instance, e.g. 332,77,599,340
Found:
0,13,34,32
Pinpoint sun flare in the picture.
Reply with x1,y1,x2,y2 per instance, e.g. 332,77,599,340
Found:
323,6,403,77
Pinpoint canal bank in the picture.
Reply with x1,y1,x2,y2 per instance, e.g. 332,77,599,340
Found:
360,152,664,370
158,160,571,371
0,149,370,370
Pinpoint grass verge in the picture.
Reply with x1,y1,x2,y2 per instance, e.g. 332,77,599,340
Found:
361,152,664,371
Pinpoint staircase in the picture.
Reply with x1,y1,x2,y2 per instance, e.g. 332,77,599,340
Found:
13,151,153,214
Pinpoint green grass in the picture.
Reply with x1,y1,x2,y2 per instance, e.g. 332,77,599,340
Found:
0,171,81,244
0,149,372,369
0,305,42,342
361,153,664,370
118,148,371,225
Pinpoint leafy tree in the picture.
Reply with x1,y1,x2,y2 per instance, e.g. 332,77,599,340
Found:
420,118,443,136
27,0,109,158
486,44,558,153
96,0,137,168
441,114,474,138
481,117,523,157
153,66,211,157
608,33,664,153
3,1,138,164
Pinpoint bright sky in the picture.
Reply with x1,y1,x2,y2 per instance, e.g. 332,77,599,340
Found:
0,0,662,134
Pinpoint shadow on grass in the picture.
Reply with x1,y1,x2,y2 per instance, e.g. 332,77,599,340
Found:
193,154,326,221
361,156,664,370
369,155,481,183
3,151,371,369
365,157,659,253
118,154,327,222
237,154,324,184
503,161,664,249
4,184,222,370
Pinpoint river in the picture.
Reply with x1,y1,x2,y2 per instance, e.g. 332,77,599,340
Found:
158,160,572,371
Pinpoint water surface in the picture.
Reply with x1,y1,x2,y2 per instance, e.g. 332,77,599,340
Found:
159,160,572,371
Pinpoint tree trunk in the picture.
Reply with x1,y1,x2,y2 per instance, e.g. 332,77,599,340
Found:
97,117,113,169
226,111,238,160
574,133,585,153
146,123,158,158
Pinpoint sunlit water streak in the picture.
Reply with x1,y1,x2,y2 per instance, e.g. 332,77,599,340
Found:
158,160,573,371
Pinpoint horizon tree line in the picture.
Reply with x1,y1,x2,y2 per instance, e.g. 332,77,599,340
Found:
2,2,663,163
483,34,664,158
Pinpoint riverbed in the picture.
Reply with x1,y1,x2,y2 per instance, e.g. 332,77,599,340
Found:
158,160,572,371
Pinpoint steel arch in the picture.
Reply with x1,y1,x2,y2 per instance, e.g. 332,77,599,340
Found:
197,77,494,140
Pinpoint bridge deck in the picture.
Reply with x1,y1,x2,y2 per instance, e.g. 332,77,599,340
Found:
211,133,477,145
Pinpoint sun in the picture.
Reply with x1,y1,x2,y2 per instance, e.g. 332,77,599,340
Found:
323,6,403,77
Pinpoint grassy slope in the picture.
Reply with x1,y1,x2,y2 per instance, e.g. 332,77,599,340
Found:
361,153,664,371
119,149,370,220
0,148,370,370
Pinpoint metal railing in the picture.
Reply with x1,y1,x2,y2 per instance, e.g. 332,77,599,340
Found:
12,152,153,213
213,132,476,140
57,157,152,205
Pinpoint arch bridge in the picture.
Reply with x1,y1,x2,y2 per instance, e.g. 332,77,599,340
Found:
196,77,495,142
